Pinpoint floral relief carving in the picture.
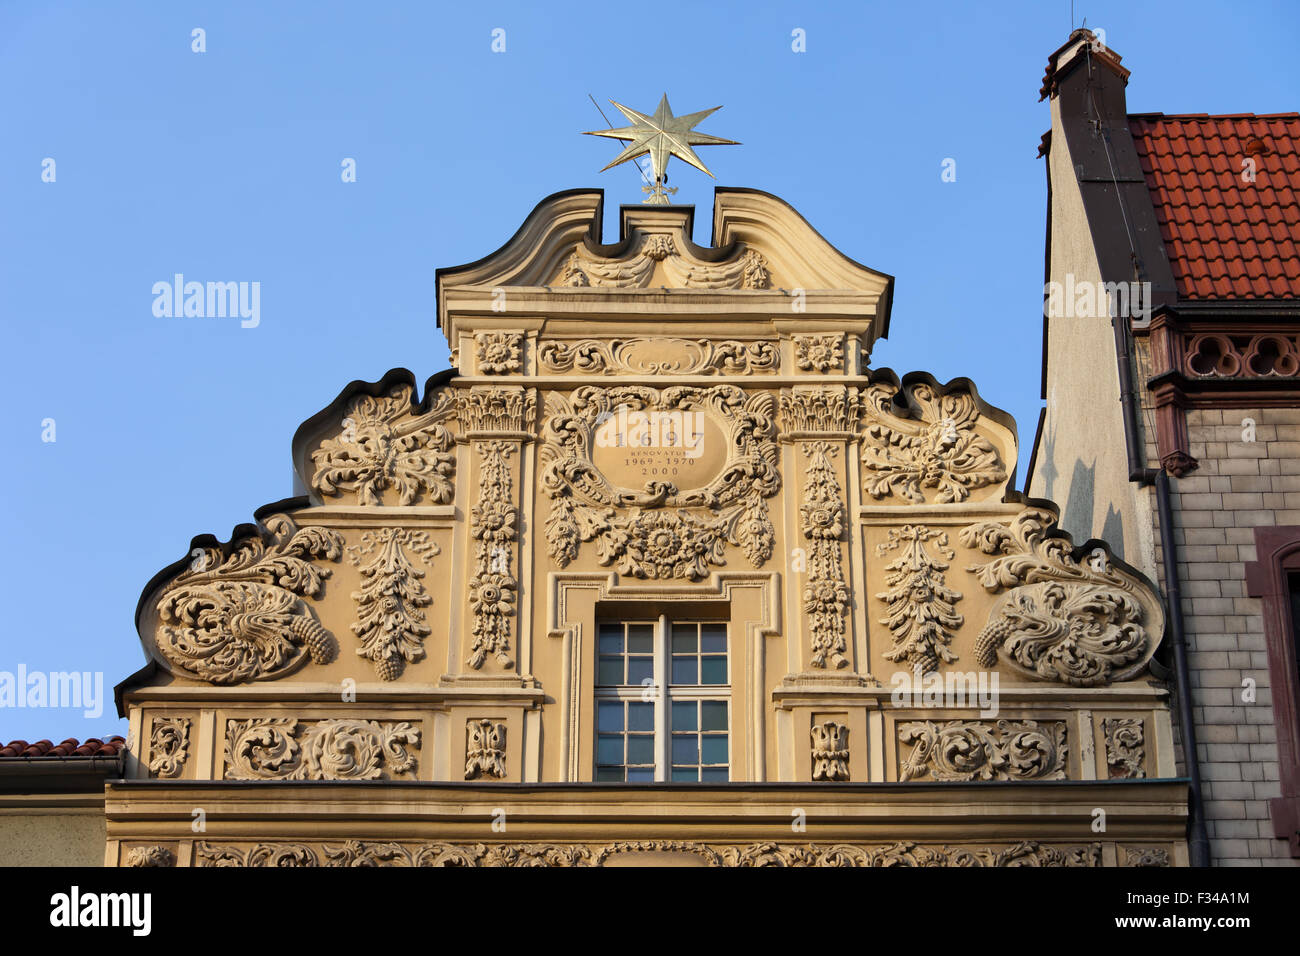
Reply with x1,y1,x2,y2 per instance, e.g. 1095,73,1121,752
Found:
311,384,456,506
468,441,518,669
155,515,343,685
1124,847,1170,867
898,720,1068,782
456,385,537,434
801,441,849,669
149,717,190,778
537,338,778,375
810,721,850,781
192,839,1102,868
224,717,420,781
553,235,770,290
539,385,779,579
347,528,439,680
125,846,176,867
861,380,1007,504
780,386,860,434
875,525,963,674
794,334,844,373
961,510,1157,686
465,719,507,779
1103,717,1146,778
475,331,523,374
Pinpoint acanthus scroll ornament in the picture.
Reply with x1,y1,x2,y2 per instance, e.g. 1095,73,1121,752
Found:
538,338,778,375
898,720,1067,782
861,379,1007,503
347,528,440,680
311,384,456,506
1103,717,1146,778
875,525,963,674
801,441,849,669
552,233,770,290
224,717,420,780
154,514,343,685
960,510,1158,686
149,717,190,778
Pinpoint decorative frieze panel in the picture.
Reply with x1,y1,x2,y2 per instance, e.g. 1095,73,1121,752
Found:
468,441,519,669
780,386,860,435
223,717,420,781
1124,847,1170,867
465,719,506,779
538,338,778,375
961,510,1160,686
311,384,456,506
456,385,537,434
124,846,176,867
898,720,1068,782
861,379,1007,504
801,441,849,669
793,334,844,373
1103,717,1146,779
192,839,1104,867
551,233,770,290
154,515,343,685
810,721,850,781
148,717,190,778
347,528,439,680
540,385,780,578
474,331,524,374
875,525,963,674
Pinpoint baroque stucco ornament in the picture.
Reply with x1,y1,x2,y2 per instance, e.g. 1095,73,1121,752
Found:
224,717,420,781
475,331,523,374
148,717,190,778
154,515,343,685
554,233,770,290
861,380,1007,504
801,442,849,669
540,384,780,579
961,510,1160,686
347,528,440,680
538,338,778,375
468,441,519,668
876,525,964,674
898,720,1068,782
465,719,507,779
810,721,850,781
1103,717,1146,778
311,384,456,506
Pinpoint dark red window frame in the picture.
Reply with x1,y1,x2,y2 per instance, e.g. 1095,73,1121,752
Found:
1245,526,1300,857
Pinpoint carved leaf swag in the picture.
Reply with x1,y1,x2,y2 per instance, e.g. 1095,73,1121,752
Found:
961,510,1153,686
898,720,1068,782
801,442,849,669
468,441,518,668
465,719,506,779
347,528,440,680
224,717,419,780
861,381,1007,504
540,385,780,580
553,234,770,290
193,839,1102,868
1103,717,1146,779
538,338,779,375
875,525,963,675
811,721,850,781
149,717,190,778
311,384,456,506
155,515,343,684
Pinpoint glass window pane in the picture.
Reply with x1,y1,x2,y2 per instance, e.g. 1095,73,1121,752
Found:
598,630,623,654
700,768,729,783
628,702,654,732
627,623,654,644
671,767,699,782
701,700,727,731
671,657,697,685
627,657,654,686
671,735,699,765
596,767,624,781
671,701,697,731
701,735,728,765
597,701,624,732
701,656,727,685
597,735,624,765
700,625,726,653
626,767,654,782
597,658,623,686
627,735,654,765
671,626,698,653
627,630,653,654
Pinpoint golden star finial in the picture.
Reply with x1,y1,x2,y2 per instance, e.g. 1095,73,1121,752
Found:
584,94,739,203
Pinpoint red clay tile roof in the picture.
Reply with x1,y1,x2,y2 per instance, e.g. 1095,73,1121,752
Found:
0,737,125,758
1129,113,1300,301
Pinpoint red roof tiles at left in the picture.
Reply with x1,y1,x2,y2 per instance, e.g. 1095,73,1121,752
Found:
0,737,125,758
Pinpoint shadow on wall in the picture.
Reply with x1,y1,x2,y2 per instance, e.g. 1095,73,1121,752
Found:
1062,458,1095,546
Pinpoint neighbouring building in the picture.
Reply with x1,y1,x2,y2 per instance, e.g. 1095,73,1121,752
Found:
1030,28,1300,865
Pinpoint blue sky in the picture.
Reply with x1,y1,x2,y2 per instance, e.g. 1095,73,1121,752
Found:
2,1,1296,743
